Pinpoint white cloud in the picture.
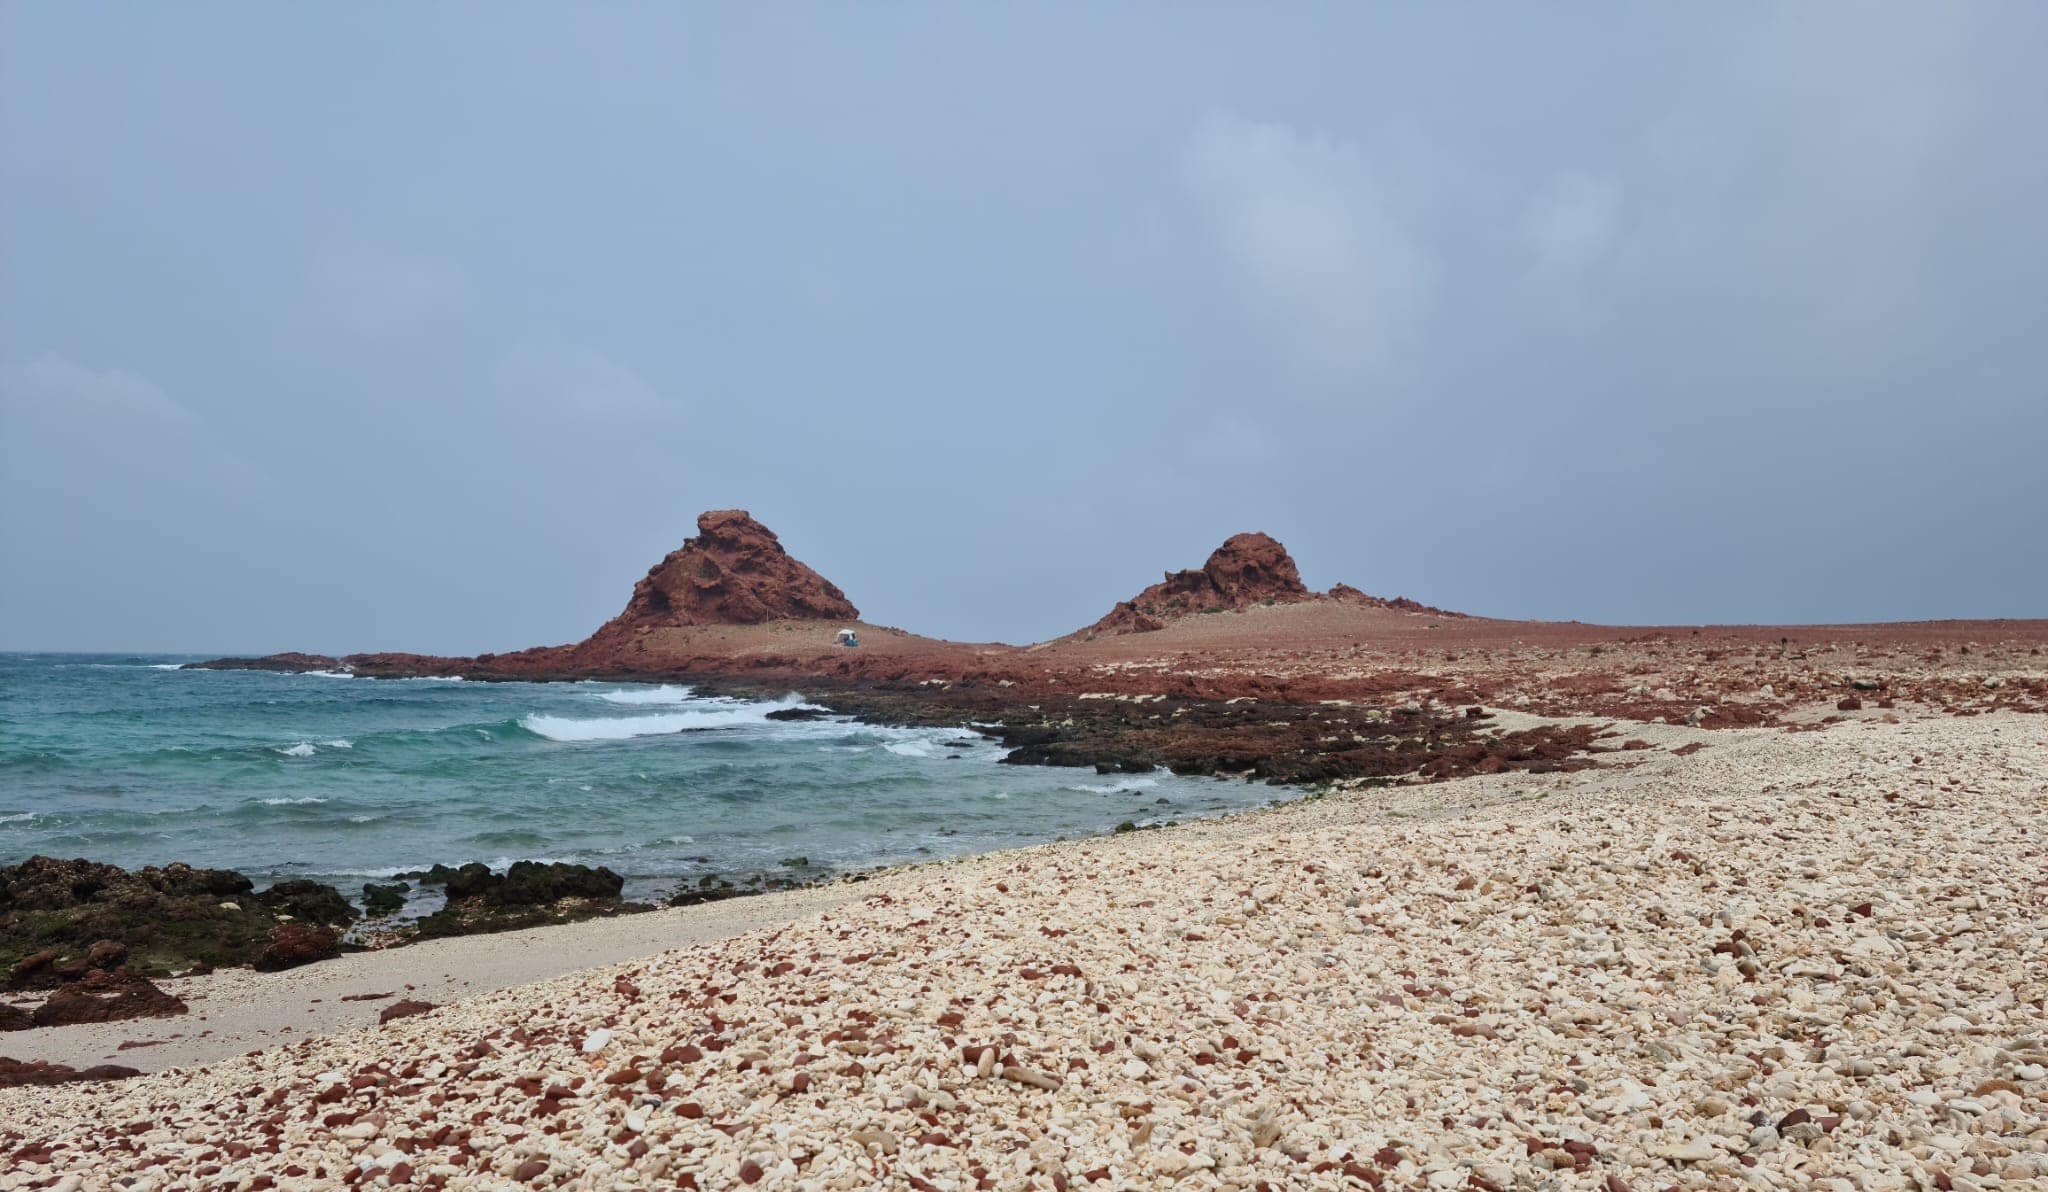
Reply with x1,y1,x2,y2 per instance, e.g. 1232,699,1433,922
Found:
1183,112,1436,377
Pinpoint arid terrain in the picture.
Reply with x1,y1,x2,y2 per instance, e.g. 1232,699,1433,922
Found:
6,512,2043,1188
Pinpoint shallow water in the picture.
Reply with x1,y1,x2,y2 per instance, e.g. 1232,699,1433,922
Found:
0,654,1282,901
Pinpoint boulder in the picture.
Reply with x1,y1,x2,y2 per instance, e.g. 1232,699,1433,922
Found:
493,861,624,907
256,880,358,927
361,882,409,917
0,1001,31,1031
255,923,341,971
412,861,640,940
30,969,187,1026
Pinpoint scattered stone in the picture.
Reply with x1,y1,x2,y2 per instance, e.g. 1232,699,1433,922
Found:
377,999,436,1025
2,714,2040,1191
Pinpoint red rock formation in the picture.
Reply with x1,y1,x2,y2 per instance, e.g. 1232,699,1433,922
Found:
590,510,859,637
1087,532,1314,635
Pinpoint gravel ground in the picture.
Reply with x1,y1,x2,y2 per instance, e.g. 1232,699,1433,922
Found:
5,712,2043,1191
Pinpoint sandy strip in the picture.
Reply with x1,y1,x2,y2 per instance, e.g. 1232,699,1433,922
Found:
5,712,2045,1190
7,884,873,1078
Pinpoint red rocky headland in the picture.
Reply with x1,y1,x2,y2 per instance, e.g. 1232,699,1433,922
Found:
188,509,2048,775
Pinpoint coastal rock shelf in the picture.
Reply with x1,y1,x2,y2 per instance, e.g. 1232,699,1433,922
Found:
6,712,2043,1189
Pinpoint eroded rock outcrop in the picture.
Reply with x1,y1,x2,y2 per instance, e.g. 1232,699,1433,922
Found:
1087,532,1314,635
591,510,858,638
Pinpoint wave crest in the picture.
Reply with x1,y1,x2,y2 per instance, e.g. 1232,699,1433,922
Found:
520,694,811,743
593,685,697,705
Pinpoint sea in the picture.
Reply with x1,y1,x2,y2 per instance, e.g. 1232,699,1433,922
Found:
0,654,1282,909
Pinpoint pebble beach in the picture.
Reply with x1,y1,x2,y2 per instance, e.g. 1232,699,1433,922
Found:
6,711,2044,1190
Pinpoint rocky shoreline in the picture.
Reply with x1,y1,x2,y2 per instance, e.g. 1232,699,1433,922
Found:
5,710,2041,1187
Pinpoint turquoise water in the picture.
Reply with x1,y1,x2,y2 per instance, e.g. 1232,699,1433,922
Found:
0,654,1278,901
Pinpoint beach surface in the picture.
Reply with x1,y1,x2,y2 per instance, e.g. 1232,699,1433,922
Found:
7,709,2044,1189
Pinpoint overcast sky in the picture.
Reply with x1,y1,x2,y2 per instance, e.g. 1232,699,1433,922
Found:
4,3,2044,653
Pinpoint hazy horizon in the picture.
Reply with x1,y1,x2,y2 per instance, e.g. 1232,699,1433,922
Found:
6,4,2045,653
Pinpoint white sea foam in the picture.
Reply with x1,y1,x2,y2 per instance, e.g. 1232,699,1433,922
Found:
146,663,185,670
262,795,328,805
521,695,812,743
0,812,36,825
400,675,465,682
305,670,357,680
1073,777,1162,795
276,743,318,758
348,813,381,823
323,738,353,749
594,685,697,705
884,740,936,758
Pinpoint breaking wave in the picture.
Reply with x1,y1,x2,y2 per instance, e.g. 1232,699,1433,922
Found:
593,685,698,705
520,694,811,743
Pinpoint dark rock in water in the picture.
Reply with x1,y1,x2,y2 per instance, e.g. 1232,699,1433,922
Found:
663,866,823,908
396,863,464,887
764,706,830,722
411,861,641,940
442,862,499,900
0,1056,144,1087
257,879,358,926
378,998,437,1025
255,922,341,971
31,968,187,1026
0,856,351,979
182,652,343,673
493,861,623,907
361,882,409,917
0,1001,31,1031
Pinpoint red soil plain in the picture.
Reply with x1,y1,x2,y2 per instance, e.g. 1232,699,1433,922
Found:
199,510,2048,783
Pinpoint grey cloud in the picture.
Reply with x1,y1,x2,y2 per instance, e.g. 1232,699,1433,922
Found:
1183,112,1436,379
1,4,2042,650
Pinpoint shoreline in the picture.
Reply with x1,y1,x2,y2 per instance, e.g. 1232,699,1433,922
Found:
7,709,2042,1187
3,706,1662,1078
